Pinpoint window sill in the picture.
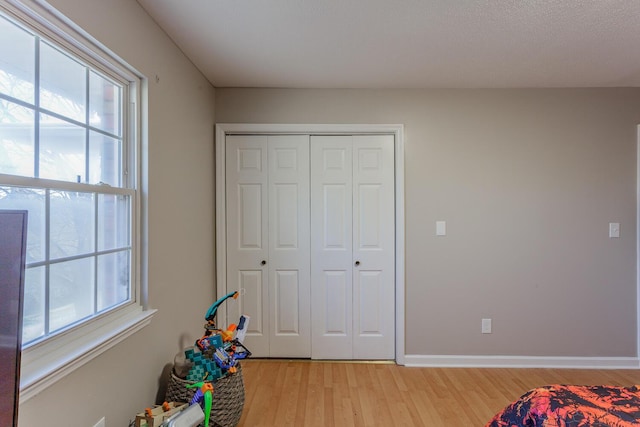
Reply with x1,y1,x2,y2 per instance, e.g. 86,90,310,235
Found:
19,305,157,403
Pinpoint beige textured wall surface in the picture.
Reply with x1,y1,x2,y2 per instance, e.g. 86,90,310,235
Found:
17,1,216,426
216,88,640,358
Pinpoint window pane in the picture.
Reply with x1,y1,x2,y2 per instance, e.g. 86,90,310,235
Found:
40,41,86,122
0,9,135,351
97,251,129,312
49,257,94,332
22,266,45,343
0,100,35,177
50,191,94,259
98,194,129,251
89,131,121,186
0,15,35,104
39,113,86,182
89,71,120,136
0,186,46,263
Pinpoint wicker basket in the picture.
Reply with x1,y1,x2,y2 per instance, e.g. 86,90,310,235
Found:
165,364,245,427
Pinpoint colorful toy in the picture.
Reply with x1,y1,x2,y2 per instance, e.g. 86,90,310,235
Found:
186,381,214,427
134,402,188,427
196,331,223,352
235,315,250,343
213,348,237,373
175,289,252,425
219,323,237,342
163,294,252,427
184,347,223,382
228,339,252,360
204,290,239,327
213,339,252,373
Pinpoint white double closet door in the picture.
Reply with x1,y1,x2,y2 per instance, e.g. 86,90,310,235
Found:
225,133,394,360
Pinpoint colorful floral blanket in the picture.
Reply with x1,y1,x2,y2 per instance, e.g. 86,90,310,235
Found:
486,384,640,426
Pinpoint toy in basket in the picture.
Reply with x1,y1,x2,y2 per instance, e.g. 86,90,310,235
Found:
134,402,188,427
166,291,251,427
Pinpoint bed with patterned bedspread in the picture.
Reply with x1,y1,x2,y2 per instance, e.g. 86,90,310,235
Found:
486,384,640,426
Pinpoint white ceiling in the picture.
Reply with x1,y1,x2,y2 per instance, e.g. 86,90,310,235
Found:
136,0,640,89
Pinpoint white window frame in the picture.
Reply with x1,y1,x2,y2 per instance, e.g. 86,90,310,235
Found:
0,0,155,402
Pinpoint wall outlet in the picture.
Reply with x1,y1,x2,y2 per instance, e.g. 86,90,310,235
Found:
481,318,492,334
93,417,106,427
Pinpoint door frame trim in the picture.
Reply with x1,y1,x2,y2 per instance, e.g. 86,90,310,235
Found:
215,123,406,364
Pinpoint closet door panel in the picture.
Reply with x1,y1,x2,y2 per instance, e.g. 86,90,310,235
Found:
323,270,349,334
274,270,300,334
352,135,395,359
311,136,353,359
268,135,310,357
237,184,263,248
226,135,269,356
355,270,383,334
323,184,349,248
273,184,298,247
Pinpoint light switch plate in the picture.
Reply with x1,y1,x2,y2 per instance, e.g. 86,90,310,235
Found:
436,221,446,236
609,222,620,238
481,318,492,334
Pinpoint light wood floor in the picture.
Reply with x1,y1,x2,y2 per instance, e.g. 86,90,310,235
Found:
237,359,640,426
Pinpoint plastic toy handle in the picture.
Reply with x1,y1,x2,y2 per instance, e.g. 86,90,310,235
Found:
204,291,240,322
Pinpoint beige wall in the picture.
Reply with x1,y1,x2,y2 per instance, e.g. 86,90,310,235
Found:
18,1,216,426
216,88,640,357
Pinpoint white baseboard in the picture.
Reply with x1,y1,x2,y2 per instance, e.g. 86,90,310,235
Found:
404,354,640,369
